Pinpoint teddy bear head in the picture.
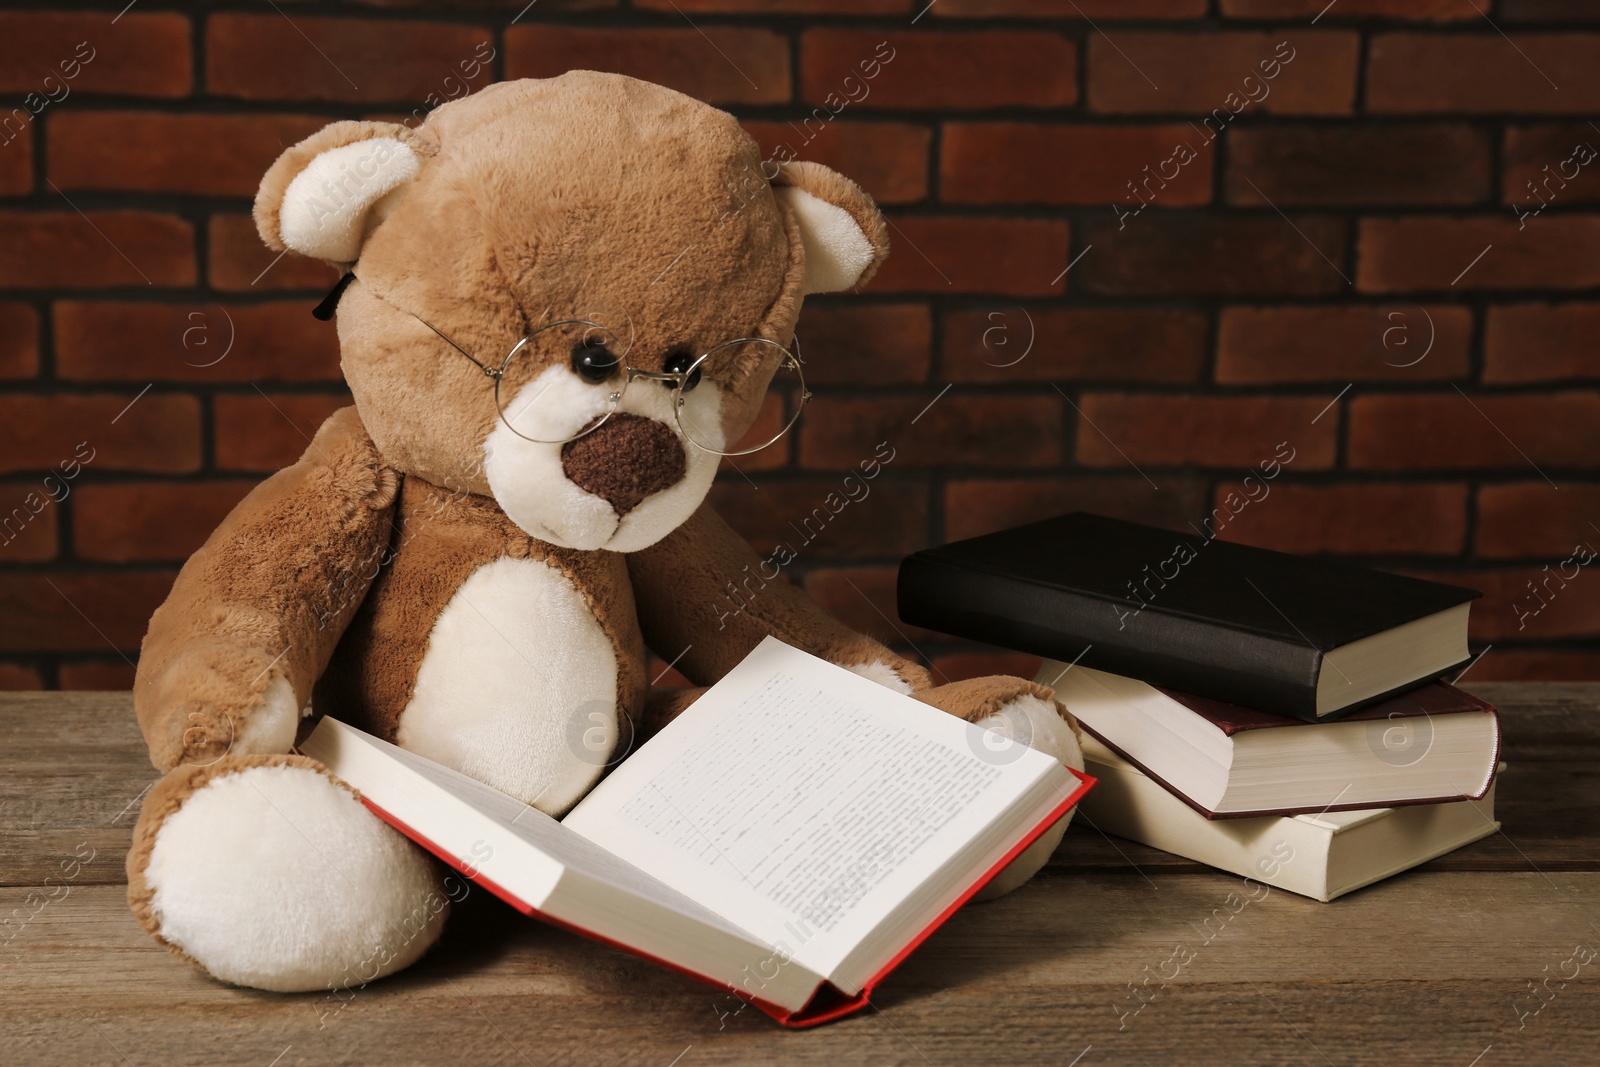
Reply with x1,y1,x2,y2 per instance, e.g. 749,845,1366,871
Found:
251,71,888,552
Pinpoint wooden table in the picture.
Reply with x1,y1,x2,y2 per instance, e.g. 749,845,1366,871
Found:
3,685,1596,1066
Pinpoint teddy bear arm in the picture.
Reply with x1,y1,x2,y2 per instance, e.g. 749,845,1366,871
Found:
627,502,931,694
135,407,401,771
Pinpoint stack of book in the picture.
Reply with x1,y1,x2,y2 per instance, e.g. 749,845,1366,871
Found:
899,512,1504,901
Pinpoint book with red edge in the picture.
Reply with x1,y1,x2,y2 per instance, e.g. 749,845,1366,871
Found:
1037,661,1498,820
300,637,1095,1028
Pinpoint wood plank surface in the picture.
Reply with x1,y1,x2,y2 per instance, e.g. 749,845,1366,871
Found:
2,685,1597,1064
3,873,1596,1066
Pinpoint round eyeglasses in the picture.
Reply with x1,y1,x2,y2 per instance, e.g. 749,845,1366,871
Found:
411,313,809,457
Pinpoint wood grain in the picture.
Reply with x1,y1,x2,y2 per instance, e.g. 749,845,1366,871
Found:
3,873,1596,1066
2,685,1597,1065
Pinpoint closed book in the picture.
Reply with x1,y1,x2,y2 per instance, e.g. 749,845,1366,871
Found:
300,637,1092,1028
1078,733,1503,902
1039,660,1500,818
898,512,1480,721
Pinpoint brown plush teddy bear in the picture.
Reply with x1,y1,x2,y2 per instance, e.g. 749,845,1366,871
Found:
124,71,1084,993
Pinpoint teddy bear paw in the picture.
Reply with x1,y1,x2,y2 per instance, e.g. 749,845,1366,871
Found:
134,756,450,992
968,692,1085,903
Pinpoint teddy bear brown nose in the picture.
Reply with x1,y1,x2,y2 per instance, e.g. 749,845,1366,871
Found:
560,413,687,516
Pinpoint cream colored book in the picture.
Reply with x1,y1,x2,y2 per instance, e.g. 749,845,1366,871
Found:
1079,733,1501,902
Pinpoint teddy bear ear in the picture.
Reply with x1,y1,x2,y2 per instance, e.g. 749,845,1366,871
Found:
254,120,424,265
771,160,890,294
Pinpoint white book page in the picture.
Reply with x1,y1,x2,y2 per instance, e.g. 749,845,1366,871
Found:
562,637,1059,984
302,717,761,945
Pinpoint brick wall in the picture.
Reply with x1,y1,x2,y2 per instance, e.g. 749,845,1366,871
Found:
1,1,1597,690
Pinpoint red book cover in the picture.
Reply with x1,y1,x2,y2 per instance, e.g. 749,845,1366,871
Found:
1156,680,1495,735
359,767,1095,1028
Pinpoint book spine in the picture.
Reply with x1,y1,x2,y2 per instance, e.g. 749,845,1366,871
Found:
898,554,1325,721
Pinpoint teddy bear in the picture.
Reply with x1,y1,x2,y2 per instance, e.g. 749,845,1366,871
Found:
124,71,1085,994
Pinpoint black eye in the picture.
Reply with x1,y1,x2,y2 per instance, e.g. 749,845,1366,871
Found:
570,339,619,385
664,347,701,392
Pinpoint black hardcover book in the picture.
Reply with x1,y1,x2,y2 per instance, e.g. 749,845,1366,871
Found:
897,513,1481,722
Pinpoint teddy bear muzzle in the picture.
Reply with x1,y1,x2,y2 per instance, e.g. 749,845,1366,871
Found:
559,413,688,516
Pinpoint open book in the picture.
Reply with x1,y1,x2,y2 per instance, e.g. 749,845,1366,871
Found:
299,637,1093,1027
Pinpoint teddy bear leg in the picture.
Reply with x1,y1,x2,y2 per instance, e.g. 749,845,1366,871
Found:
912,677,1086,902
126,752,450,992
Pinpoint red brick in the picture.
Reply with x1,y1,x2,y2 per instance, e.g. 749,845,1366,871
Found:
639,0,906,12
214,393,351,473
707,479,929,560
1358,217,1600,292
1077,215,1348,296
742,121,929,205
1368,34,1600,115
944,476,1210,543
1349,392,1600,471
0,395,200,475
0,481,60,562
346,0,614,6
944,308,1206,383
0,572,175,654
1088,32,1358,116
1477,483,1600,558
1484,304,1600,383
0,13,190,97
209,215,340,293
0,212,193,289
0,304,38,380
1405,567,1600,642
55,303,341,384
720,392,789,474
802,567,944,646
941,123,1213,207
1503,125,1600,207
867,216,1072,295
58,661,137,690
1216,305,1472,383
51,112,326,196
1221,0,1472,16
1216,482,1468,556
507,26,788,106
1228,125,1489,206
801,395,1063,470
797,302,930,386
803,31,1075,111
1462,650,1600,681
73,481,257,564
0,663,42,690
209,16,494,104
932,652,1045,685
936,0,1204,14
0,123,31,195
1076,395,1336,469
1501,0,1600,19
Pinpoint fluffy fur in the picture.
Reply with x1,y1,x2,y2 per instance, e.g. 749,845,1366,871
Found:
279,138,419,262
485,361,725,552
775,186,878,294
127,71,1086,994
135,756,447,991
398,556,619,813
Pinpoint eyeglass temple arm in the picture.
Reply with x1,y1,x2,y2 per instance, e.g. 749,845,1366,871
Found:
338,270,500,378
416,316,500,378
